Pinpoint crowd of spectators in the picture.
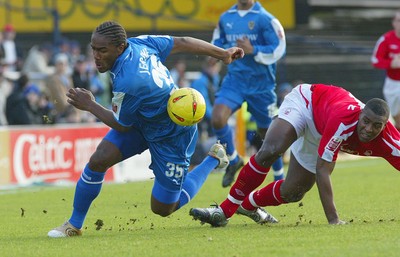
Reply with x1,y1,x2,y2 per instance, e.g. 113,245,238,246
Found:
0,24,111,126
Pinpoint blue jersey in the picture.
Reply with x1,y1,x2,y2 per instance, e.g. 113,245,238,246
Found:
212,2,286,90
109,35,190,142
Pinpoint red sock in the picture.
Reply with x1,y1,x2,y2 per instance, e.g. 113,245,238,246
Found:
220,155,270,218
241,179,286,211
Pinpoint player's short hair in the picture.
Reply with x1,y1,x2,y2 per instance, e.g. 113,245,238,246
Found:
94,21,127,47
365,98,390,119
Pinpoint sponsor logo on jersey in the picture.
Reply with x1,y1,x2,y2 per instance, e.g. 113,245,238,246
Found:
227,33,258,42
326,136,342,152
340,144,359,155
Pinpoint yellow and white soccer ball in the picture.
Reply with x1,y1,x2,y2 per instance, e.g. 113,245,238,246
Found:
167,87,206,126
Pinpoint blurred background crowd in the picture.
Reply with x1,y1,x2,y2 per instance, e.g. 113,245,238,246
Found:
0,24,110,125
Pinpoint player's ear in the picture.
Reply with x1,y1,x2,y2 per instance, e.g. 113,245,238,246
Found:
117,42,126,54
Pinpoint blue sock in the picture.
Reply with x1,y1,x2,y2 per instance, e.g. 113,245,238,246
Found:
69,165,105,229
214,125,238,164
178,156,218,208
272,157,285,181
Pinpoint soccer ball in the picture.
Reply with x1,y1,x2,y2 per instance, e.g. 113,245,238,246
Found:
167,87,206,126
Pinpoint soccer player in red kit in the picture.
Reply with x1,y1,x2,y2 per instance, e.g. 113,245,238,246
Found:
190,83,400,226
371,9,400,130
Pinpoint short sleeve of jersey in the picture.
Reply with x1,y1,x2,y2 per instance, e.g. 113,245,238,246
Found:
111,91,140,126
318,115,358,162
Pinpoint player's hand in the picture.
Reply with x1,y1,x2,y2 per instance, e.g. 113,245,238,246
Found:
66,87,96,111
391,55,400,68
236,37,253,54
223,47,244,64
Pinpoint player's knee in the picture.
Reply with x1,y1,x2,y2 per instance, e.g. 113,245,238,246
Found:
89,150,116,171
281,191,305,203
211,115,226,129
256,144,284,162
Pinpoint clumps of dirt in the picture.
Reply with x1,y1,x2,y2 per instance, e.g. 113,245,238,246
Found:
95,219,104,230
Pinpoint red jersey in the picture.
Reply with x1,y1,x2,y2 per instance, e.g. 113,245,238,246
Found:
371,30,400,80
311,84,400,170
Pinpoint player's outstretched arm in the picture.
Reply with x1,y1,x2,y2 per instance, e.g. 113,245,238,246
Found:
315,157,346,225
171,36,244,65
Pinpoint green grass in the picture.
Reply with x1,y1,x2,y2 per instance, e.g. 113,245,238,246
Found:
1,157,399,257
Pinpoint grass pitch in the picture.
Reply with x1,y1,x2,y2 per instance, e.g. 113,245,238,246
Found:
1,157,399,257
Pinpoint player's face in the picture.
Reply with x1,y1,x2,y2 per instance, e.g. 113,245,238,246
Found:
90,33,125,73
393,12,400,35
237,0,254,10
357,108,388,142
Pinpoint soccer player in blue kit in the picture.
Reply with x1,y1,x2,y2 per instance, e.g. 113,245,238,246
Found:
47,20,244,237
212,0,287,187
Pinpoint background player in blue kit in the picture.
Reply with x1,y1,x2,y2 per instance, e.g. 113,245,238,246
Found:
48,20,244,237
211,0,287,187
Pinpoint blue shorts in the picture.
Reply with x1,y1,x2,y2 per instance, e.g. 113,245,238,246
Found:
104,126,198,204
215,73,277,128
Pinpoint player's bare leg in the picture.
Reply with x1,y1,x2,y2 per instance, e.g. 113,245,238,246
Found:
279,153,316,202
